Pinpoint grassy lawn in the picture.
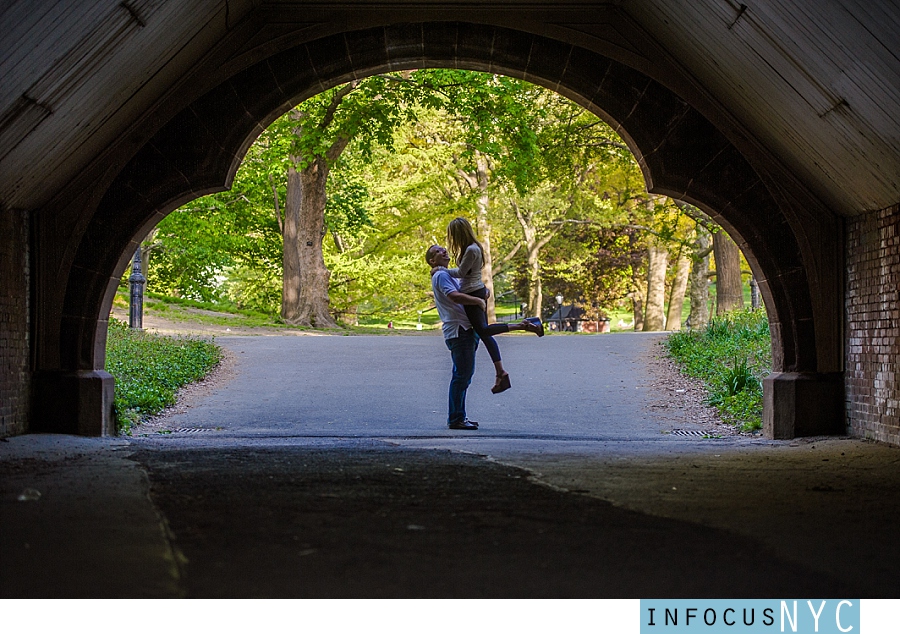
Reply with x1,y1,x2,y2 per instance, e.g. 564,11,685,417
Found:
355,299,526,331
113,290,302,329
115,278,759,338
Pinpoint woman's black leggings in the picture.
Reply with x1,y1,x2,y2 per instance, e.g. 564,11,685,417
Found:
462,286,508,364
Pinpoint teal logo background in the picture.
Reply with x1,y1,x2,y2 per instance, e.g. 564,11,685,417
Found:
640,600,860,633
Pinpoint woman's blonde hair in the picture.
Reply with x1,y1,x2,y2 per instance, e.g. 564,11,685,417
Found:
447,217,483,265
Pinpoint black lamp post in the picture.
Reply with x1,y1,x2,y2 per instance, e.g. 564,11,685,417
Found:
128,247,146,329
556,294,564,331
750,275,761,310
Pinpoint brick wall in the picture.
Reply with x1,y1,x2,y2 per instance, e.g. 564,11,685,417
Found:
0,208,29,437
846,203,900,444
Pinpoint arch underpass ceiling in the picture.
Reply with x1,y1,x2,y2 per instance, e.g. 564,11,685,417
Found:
627,0,900,215
0,0,898,216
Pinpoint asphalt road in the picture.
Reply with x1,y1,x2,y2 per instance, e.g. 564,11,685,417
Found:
148,331,684,439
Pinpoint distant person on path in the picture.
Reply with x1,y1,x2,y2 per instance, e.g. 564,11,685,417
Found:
433,217,543,394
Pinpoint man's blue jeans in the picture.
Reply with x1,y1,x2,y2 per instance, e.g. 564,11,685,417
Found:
445,327,477,425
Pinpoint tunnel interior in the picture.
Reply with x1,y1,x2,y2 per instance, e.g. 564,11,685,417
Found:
24,21,845,439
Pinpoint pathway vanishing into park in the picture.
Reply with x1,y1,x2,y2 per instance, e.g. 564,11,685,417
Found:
3,332,900,597
155,332,696,439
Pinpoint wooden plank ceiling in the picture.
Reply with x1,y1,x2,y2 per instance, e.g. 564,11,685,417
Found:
0,0,252,212
625,0,900,214
0,0,897,215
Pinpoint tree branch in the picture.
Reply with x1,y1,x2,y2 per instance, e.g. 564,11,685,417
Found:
511,200,528,230
456,167,479,190
694,244,714,260
319,81,358,132
673,200,719,233
492,241,523,275
439,183,458,202
580,140,630,151
548,218,598,226
536,226,560,250
326,133,351,163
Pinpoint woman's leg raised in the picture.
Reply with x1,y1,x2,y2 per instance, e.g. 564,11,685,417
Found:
462,288,508,363
462,288,512,393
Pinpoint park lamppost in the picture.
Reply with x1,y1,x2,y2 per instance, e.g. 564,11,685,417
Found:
129,247,146,329
556,294,564,331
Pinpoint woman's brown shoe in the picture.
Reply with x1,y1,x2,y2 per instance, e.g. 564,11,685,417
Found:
491,372,511,394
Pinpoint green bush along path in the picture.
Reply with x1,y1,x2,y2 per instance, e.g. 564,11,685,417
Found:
665,309,770,431
105,319,221,432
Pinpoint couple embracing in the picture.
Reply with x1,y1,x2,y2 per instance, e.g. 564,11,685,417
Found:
426,217,544,430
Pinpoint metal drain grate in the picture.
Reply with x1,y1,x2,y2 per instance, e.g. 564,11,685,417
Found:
171,427,217,434
669,429,707,437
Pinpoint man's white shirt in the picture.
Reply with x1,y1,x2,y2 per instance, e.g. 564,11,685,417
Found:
431,270,472,340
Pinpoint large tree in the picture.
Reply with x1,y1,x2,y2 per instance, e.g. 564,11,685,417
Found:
665,250,691,331
490,88,632,317
713,229,744,314
643,240,668,331
149,71,700,329
688,228,713,329
437,73,548,319
280,70,560,326
281,76,429,326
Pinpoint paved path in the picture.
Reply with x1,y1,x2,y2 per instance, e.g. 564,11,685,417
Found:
150,332,692,439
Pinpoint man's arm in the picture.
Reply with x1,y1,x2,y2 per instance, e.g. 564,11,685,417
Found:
448,290,486,311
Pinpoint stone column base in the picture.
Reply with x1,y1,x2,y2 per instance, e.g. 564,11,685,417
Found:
32,370,116,436
763,372,845,439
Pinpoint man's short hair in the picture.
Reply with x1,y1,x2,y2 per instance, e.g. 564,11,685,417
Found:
425,245,440,264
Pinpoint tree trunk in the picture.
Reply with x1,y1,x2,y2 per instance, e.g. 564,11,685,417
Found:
689,230,712,330
139,244,152,283
628,230,645,331
631,292,644,331
643,243,668,331
473,156,497,322
666,253,691,331
281,158,338,328
511,202,550,319
338,304,359,326
713,229,743,315
282,165,302,323
525,240,542,319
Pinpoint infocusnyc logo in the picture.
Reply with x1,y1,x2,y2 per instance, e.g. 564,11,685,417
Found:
640,600,859,633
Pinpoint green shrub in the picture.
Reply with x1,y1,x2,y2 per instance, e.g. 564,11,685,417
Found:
721,356,761,397
105,319,221,433
666,309,770,431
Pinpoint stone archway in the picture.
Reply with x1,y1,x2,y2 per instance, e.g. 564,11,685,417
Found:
33,21,843,438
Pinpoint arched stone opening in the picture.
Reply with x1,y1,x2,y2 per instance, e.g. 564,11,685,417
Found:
34,22,843,438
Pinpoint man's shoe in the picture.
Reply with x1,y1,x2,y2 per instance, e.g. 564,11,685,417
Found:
524,317,545,337
448,419,479,430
